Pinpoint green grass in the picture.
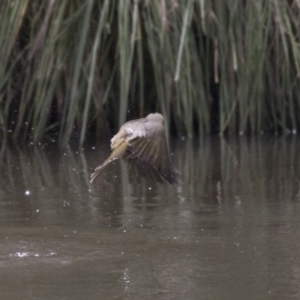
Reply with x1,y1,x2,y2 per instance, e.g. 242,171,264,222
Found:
0,0,300,145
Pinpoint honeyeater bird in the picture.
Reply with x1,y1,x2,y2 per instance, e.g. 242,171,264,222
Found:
90,113,180,185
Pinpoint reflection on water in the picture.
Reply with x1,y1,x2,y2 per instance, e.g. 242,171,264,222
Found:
0,137,300,299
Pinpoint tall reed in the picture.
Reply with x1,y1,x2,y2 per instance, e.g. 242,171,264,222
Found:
0,0,300,145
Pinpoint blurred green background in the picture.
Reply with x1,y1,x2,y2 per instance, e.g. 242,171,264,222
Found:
1,0,300,145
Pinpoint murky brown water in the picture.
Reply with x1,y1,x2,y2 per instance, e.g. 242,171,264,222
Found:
0,137,300,299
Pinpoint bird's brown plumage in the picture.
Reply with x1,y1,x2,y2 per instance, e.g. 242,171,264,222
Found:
90,113,180,185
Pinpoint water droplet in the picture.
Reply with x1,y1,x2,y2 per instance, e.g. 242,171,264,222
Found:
63,201,70,207
14,252,28,257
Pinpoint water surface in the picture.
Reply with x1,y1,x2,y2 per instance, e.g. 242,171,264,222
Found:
0,137,300,299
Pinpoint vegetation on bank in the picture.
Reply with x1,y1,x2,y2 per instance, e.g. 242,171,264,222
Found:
1,0,300,145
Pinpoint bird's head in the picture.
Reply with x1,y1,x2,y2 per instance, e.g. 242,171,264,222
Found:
146,113,164,123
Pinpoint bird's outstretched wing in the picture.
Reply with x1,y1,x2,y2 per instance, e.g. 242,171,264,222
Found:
125,135,180,185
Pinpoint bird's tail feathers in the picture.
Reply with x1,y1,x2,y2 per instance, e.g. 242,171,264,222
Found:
90,141,127,183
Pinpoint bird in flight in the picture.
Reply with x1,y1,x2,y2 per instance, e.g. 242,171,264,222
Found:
90,113,180,185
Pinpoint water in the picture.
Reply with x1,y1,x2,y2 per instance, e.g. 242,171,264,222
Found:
0,137,300,299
